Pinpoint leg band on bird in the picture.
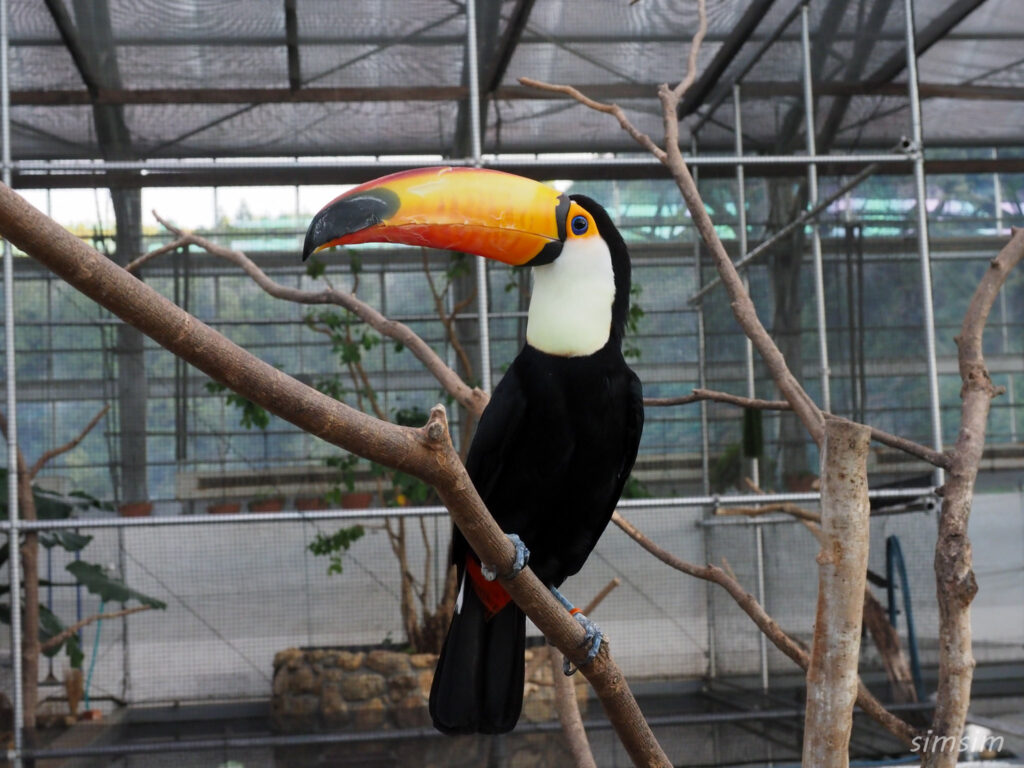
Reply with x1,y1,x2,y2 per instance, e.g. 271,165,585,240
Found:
549,585,604,675
481,533,530,582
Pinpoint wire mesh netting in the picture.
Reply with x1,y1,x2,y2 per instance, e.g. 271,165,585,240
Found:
3,0,1024,764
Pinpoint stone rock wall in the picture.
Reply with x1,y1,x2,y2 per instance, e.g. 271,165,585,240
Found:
271,647,437,733
271,645,590,735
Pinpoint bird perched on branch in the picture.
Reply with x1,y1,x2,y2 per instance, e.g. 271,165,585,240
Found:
303,167,643,734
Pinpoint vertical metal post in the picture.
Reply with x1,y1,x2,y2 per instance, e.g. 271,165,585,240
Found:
466,0,492,393
734,85,760,488
903,0,945,484
992,151,1017,442
801,4,832,413
755,524,770,691
1,0,24,763
692,137,711,497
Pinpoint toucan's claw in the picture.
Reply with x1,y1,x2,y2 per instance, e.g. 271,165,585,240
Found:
549,585,604,675
563,613,603,676
482,533,530,582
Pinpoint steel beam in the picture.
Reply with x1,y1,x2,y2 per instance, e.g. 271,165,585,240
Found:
677,0,777,118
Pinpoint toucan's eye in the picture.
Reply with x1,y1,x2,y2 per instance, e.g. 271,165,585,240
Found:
570,215,589,235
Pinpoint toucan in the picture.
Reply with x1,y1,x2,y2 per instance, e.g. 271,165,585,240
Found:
302,167,644,735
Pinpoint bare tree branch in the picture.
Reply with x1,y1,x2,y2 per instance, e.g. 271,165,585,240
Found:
28,404,110,479
39,606,153,654
646,387,951,470
610,510,920,746
550,646,598,768
715,502,822,523
924,226,1024,767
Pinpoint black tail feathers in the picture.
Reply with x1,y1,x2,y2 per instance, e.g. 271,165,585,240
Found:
428,577,526,734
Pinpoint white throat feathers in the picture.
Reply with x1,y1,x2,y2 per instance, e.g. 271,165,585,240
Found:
526,235,615,357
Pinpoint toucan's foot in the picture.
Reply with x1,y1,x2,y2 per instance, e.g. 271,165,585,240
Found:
549,586,604,675
481,533,530,582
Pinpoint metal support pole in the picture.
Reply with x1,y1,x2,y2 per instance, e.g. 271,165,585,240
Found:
1,0,24,763
466,0,492,393
801,4,832,413
692,137,711,497
734,85,760,488
992,149,1016,442
903,0,945,484
755,524,770,691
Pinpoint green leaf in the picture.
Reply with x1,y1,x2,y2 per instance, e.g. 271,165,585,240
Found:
38,604,84,667
305,257,327,279
39,530,93,552
308,525,365,576
66,561,167,609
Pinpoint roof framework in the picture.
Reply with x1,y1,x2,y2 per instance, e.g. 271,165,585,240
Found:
5,0,1021,187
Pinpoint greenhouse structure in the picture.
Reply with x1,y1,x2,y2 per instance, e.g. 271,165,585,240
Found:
1,0,1023,766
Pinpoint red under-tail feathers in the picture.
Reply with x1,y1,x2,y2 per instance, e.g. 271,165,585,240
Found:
465,556,512,618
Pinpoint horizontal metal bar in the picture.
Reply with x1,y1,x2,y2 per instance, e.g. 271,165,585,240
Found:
17,700,938,760
0,488,935,533
9,151,909,175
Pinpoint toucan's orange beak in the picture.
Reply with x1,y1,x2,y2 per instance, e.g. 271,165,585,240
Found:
302,166,570,266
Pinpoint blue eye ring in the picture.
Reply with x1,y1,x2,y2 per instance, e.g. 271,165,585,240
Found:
570,215,589,235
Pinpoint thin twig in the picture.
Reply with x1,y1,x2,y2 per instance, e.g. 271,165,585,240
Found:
715,502,821,524
39,605,153,654
28,404,110,479
516,78,667,162
645,387,951,470
670,0,708,99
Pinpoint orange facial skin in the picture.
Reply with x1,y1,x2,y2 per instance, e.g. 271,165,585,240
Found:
303,167,571,266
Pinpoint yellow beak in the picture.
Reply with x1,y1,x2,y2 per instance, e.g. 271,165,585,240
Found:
302,166,570,266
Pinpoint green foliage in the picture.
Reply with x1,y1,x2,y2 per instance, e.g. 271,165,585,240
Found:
205,380,271,430
0,470,112,520
1,519,165,668
624,283,646,360
710,443,742,494
65,561,167,609
324,453,360,495
39,530,93,552
622,474,650,499
742,408,764,459
308,525,366,575
38,604,84,668
305,310,380,366
305,257,327,279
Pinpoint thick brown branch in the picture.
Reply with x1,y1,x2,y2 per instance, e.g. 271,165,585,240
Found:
925,227,1024,767
803,420,872,766
39,606,153,654
611,510,920,746
137,212,489,421
0,184,669,768
28,404,110,479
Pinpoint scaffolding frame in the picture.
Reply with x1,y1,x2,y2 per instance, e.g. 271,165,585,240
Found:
1,1,963,764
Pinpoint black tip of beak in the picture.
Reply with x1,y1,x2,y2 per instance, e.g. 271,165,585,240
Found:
301,188,402,261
